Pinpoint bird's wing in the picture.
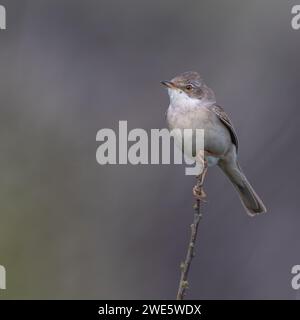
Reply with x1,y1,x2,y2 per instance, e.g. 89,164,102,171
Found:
210,104,239,152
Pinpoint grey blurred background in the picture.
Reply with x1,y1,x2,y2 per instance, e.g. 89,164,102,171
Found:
0,0,299,299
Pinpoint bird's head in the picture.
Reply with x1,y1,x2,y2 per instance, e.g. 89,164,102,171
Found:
161,71,216,106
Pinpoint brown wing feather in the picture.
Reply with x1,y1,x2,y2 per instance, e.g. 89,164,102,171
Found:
211,105,239,151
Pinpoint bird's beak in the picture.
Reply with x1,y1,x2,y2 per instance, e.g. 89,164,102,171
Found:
160,80,175,88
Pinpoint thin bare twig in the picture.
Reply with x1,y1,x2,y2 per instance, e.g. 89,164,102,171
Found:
176,173,205,300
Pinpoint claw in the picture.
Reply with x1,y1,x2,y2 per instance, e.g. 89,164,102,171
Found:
193,185,207,201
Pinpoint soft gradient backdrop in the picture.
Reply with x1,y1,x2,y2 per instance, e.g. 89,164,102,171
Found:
0,0,299,299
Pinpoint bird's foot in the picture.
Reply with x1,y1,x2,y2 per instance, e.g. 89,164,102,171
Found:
193,184,207,201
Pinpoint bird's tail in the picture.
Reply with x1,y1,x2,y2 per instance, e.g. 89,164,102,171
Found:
219,160,267,216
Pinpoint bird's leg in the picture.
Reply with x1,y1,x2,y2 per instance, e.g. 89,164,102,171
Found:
193,167,207,200
193,151,208,201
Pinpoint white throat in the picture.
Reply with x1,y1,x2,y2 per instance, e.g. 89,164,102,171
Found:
168,88,214,110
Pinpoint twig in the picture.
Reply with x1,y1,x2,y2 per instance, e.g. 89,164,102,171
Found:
176,174,205,300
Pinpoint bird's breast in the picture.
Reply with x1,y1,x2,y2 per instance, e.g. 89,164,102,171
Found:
167,104,212,131
166,103,231,160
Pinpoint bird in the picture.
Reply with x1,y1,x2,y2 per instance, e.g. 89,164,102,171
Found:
161,71,266,216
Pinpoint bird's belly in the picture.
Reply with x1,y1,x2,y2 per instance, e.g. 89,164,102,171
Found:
167,106,231,162
203,125,231,156
206,155,220,167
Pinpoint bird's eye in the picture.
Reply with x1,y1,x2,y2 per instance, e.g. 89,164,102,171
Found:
185,84,193,90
